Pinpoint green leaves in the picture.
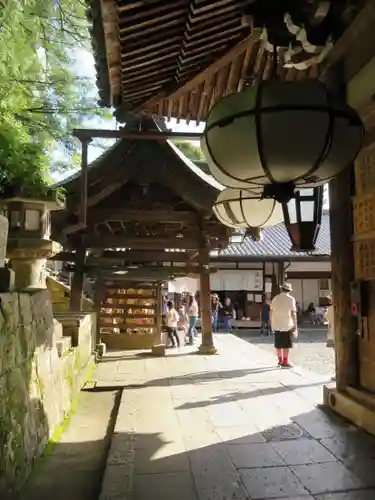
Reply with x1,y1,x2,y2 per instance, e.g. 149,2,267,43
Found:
0,0,109,195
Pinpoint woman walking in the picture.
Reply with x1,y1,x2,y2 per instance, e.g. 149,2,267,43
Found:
186,294,199,345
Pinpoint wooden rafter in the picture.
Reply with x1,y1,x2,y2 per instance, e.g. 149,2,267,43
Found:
141,30,261,111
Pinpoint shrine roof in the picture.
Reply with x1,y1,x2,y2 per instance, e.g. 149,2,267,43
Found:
219,211,330,260
53,119,222,214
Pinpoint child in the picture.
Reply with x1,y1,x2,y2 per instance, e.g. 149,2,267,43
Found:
165,300,180,348
178,305,189,343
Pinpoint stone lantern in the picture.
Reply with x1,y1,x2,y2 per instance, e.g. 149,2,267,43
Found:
0,193,65,290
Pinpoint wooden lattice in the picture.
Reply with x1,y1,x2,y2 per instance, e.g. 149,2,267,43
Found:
355,147,375,196
353,193,375,234
354,239,375,280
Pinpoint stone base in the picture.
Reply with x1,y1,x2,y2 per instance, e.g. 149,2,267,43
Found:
96,343,106,358
150,344,166,357
0,268,15,292
198,344,218,355
323,385,375,437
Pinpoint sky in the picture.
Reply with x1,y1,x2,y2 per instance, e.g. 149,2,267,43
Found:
56,48,329,207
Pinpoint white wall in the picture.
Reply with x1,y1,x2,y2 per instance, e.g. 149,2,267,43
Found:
287,261,331,272
288,278,331,309
211,269,263,291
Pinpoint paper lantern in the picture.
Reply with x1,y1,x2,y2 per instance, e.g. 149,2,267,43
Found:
201,80,363,200
213,187,283,229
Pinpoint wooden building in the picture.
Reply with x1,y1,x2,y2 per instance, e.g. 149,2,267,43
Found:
166,210,331,328
51,118,229,352
58,1,375,434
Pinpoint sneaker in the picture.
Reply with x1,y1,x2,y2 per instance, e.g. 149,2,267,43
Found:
282,362,293,368
277,360,283,367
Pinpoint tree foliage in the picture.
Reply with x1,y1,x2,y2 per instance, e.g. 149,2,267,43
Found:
0,0,110,196
175,141,205,162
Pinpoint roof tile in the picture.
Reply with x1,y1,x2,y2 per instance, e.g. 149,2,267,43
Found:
220,211,330,258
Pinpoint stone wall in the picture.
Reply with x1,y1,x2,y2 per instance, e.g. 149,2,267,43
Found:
0,290,95,494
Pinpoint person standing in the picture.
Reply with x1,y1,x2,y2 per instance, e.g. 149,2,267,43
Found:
270,282,297,368
186,294,199,345
165,300,180,348
222,297,234,333
211,294,222,332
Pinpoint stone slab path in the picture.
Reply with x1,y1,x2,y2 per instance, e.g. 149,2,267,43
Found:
97,333,375,500
20,389,119,500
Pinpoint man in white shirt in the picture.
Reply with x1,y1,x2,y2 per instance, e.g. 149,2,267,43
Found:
270,282,297,368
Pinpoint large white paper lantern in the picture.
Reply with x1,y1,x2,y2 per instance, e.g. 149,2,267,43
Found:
201,80,363,198
213,187,283,229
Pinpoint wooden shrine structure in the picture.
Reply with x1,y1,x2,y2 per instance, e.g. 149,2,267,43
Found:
51,118,229,352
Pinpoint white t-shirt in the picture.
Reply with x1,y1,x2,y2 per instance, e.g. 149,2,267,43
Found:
165,309,179,328
188,300,199,316
271,292,296,332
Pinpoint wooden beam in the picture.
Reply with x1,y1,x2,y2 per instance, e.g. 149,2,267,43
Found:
90,265,216,278
81,235,200,250
72,129,202,141
320,1,375,82
52,250,192,263
85,208,199,225
141,29,262,110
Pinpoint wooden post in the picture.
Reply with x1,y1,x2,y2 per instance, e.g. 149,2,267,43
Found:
93,273,103,348
69,246,86,312
80,138,91,226
151,281,166,356
198,248,217,355
329,166,360,391
271,261,284,298
155,281,163,344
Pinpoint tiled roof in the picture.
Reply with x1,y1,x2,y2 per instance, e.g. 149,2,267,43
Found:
219,210,330,259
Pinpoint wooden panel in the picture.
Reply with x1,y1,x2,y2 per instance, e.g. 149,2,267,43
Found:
354,239,375,280
355,146,375,197
353,192,375,234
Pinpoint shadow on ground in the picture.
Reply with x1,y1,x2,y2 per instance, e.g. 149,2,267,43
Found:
18,401,375,500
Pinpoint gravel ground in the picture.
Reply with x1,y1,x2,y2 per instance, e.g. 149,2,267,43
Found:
236,328,335,378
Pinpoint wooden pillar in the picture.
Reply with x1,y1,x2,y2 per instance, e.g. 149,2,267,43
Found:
155,281,163,345
69,246,86,311
271,261,284,298
93,274,103,348
151,281,166,356
198,248,217,355
329,166,360,391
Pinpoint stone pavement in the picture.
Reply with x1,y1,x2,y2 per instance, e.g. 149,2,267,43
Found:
20,389,119,500
239,328,335,378
96,333,375,500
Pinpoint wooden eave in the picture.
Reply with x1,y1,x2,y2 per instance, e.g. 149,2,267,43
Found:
87,0,365,124
51,119,228,247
